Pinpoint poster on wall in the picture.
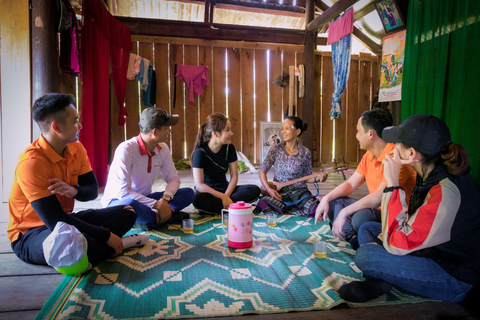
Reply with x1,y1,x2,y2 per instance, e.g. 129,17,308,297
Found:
379,29,406,102
260,121,283,163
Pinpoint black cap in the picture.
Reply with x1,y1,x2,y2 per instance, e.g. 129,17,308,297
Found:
381,114,451,156
138,108,179,131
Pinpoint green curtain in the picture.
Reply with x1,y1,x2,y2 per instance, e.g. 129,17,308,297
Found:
402,0,480,183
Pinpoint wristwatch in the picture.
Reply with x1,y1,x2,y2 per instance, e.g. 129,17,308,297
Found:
162,194,172,203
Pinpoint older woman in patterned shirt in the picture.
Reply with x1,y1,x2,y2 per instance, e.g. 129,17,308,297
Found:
257,116,324,216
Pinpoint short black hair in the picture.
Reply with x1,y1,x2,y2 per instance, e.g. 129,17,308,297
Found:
360,109,393,137
32,93,75,133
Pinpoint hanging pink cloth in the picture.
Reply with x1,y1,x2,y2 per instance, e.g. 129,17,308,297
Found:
127,53,142,80
175,65,210,102
80,0,132,186
327,8,354,45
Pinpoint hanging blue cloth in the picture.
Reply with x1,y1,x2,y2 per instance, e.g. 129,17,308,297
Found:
329,10,353,120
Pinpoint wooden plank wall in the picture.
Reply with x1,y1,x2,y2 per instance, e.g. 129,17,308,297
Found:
110,36,378,167
313,52,378,167
112,37,304,163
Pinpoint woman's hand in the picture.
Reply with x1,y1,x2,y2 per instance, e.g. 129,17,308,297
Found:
221,194,233,209
267,187,282,200
382,149,402,187
316,172,327,183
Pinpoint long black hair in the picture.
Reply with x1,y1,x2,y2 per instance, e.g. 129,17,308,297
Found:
192,113,228,153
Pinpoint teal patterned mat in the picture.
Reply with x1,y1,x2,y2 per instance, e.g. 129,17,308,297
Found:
36,214,429,319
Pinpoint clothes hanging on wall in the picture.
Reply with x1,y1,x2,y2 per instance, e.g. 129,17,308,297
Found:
127,54,156,107
127,53,142,80
299,64,305,97
328,8,353,120
142,59,150,91
143,66,157,107
327,7,354,45
136,59,145,81
58,0,80,75
175,65,210,102
80,0,132,186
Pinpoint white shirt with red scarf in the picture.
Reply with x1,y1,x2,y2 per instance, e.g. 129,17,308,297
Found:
101,135,180,208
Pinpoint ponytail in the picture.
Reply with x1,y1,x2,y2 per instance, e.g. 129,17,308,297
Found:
193,123,207,154
441,143,470,176
192,113,228,156
406,141,471,177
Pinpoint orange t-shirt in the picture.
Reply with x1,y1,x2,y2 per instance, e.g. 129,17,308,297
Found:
8,135,92,242
356,143,416,208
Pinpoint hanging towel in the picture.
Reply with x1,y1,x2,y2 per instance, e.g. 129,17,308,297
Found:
143,66,155,107
175,65,210,102
327,8,354,45
127,53,142,80
150,69,157,106
142,59,150,91
136,59,144,82
299,64,305,98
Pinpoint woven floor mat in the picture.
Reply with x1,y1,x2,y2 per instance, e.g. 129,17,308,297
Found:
37,214,430,319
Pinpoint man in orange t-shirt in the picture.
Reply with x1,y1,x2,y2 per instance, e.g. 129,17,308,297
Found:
315,109,416,249
8,93,137,267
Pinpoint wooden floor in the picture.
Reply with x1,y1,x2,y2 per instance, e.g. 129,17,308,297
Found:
0,168,478,319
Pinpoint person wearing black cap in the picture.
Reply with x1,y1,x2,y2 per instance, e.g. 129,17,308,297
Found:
102,108,194,229
339,114,480,303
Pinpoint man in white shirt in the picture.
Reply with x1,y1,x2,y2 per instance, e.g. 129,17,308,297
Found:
102,108,194,229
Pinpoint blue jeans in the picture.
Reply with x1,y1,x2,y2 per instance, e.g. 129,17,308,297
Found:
328,197,381,241
108,188,194,225
355,222,473,302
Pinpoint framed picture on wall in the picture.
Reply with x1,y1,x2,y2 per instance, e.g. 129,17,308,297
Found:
260,121,283,163
374,0,405,34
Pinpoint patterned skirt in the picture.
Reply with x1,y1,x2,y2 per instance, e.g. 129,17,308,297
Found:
255,186,319,217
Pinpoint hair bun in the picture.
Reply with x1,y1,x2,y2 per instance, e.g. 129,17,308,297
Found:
303,123,308,132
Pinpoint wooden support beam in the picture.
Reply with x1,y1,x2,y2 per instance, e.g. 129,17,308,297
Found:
132,35,306,51
167,0,307,7
353,0,376,21
302,0,316,153
315,0,329,11
31,0,60,139
313,0,381,55
352,27,382,56
209,0,214,24
307,0,358,32
215,3,305,17
204,0,210,23
117,17,327,45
